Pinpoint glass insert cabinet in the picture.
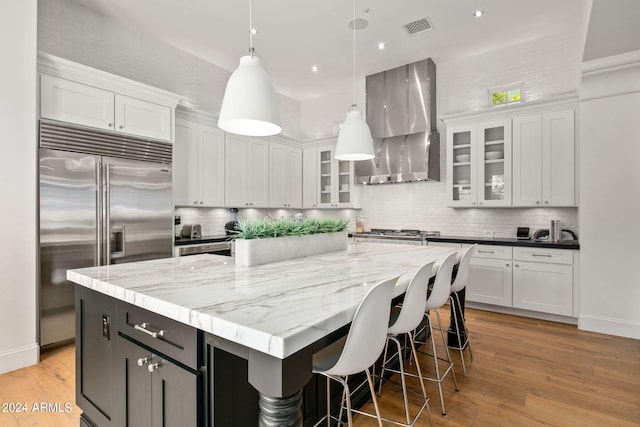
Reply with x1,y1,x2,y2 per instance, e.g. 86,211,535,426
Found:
318,145,353,208
447,119,512,207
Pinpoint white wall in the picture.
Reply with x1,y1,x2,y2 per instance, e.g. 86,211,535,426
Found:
37,0,302,139
0,0,39,373
578,51,640,339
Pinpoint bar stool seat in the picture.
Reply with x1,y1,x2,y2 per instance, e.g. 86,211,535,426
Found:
312,276,399,427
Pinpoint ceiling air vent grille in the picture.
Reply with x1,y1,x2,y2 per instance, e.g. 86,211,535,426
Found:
404,17,433,35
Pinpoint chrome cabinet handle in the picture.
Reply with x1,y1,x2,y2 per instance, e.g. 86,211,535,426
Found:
148,362,161,373
137,357,149,367
515,264,520,268
545,201,549,204
505,263,510,267
134,322,165,338
108,123,113,127
532,253,552,257
478,250,494,254
119,125,124,129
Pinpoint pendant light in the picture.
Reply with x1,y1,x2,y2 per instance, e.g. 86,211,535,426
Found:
334,0,374,161
218,0,281,136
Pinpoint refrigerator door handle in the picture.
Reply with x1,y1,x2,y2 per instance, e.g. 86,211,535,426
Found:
104,163,111,264
96,162,102,266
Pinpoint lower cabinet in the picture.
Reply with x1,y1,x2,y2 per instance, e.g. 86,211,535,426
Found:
116,335,200,427
512,247,573,316
466,244,575,317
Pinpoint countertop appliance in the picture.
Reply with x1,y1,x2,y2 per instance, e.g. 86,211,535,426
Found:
533,228,578,241
181,224,202,239
353,229,440,245
38,120,173,348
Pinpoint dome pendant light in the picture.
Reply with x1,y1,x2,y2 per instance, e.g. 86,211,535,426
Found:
334,0,374,161
218,0,281,136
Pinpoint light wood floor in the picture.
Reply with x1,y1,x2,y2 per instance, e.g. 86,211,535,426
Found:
0,307,638,426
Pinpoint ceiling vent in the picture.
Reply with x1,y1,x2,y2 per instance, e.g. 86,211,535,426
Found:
404,17,433,35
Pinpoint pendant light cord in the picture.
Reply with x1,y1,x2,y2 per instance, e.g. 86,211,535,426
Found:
249,0,254,57
352,0,356,107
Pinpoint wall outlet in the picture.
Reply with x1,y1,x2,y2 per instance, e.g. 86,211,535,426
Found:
483,231,494,238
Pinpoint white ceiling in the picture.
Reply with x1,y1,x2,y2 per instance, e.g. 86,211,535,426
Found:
73,0,589,101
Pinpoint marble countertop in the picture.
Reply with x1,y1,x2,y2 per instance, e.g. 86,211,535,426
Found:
67,242,455,359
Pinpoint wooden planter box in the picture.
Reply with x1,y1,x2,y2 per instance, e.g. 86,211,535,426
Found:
234,231,348,267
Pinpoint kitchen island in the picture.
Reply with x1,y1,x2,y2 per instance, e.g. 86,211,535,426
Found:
68,242,455,426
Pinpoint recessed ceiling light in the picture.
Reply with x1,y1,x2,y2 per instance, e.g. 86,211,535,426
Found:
311,65,319,72
378,42,385,50
473,10,484,18
250,28,258,35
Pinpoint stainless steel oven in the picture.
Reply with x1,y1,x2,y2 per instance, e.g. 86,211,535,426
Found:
177,241,234,257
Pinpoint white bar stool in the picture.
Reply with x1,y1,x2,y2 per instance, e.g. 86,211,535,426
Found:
377,261,435,426
415,251,459,416
448,244,476,376
312,276,399,427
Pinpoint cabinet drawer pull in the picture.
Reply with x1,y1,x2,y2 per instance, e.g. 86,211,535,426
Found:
478,250,495,254
532,253,552,257
147,362,161,373
137,357,149,367
134,322,165,338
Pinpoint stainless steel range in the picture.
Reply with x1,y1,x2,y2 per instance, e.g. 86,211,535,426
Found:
353,229,440,245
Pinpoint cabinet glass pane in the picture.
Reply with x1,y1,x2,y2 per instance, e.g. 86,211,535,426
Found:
453,131,471,147
319,150,332,204
452,130,472,201
483,126,505,201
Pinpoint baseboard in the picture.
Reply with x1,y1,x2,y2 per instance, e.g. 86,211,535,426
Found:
465,302,578,325
0,343,39,374
578,314,640,340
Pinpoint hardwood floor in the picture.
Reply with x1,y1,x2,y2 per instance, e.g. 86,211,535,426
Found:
0,308,638,426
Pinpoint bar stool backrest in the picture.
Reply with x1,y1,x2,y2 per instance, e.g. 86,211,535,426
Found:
425,252,457,310
323,276,399,377
450,244,477,293
388,261,434,335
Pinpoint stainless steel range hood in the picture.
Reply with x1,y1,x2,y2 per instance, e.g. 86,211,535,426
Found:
356,58,439,184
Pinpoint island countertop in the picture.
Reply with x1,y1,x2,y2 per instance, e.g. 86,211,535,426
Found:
67,242,454,359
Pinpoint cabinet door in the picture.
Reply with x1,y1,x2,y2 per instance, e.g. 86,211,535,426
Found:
287,146,303,208
248,138,269,208
317,146,335,208
115,94,172,141
76,287,118,427
269,143,288,207
225,134,248,207
478,119,511,207
336,159,354,207
302,147,317,208
40,74,115,131
151,356,199,427
513,261,573,316
512,114,543,206
116,336,153,427
200,125,225,207
447,124,478,207
467,257,513,307
174,119,200,206
543,110,575,206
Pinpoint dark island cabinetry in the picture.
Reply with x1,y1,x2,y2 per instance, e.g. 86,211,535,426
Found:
75,286,203,427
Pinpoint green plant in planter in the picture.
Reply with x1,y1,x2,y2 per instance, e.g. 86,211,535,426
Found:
234,218,349,240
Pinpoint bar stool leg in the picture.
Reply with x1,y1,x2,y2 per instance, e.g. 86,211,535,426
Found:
408,332,433,427
435,309,459,392
455,293,473,362
365,368,384,427
450,295,468,376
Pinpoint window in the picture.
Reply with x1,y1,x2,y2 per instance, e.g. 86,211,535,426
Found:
489,83,522,107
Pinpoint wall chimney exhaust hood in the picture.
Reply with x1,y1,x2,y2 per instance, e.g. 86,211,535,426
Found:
356,58,439,184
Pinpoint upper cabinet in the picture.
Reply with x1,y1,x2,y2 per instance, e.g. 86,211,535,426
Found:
269,142,302,208
302,146,318,208
513,110,575,207
316,143,357,209
40,74,172,141
225,135,269,208
174,115,225,207
444,96,577,208
447,119,512,207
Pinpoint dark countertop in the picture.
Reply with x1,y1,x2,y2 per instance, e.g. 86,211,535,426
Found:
427,235,580,250
174,234,234,246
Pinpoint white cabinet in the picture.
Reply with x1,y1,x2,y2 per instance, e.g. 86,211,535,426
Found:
447,119,511,207
512,109,575,207
225,135,269,208
467,245,513,307
316,144,356,208
174,118,225,207
512,247,573,316
302,147,318,208
269,142,302,208
40,74,172,141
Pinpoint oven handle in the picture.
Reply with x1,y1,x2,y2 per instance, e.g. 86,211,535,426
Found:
178,241,233,256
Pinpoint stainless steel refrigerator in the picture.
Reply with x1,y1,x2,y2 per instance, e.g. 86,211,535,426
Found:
38,120,173,347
